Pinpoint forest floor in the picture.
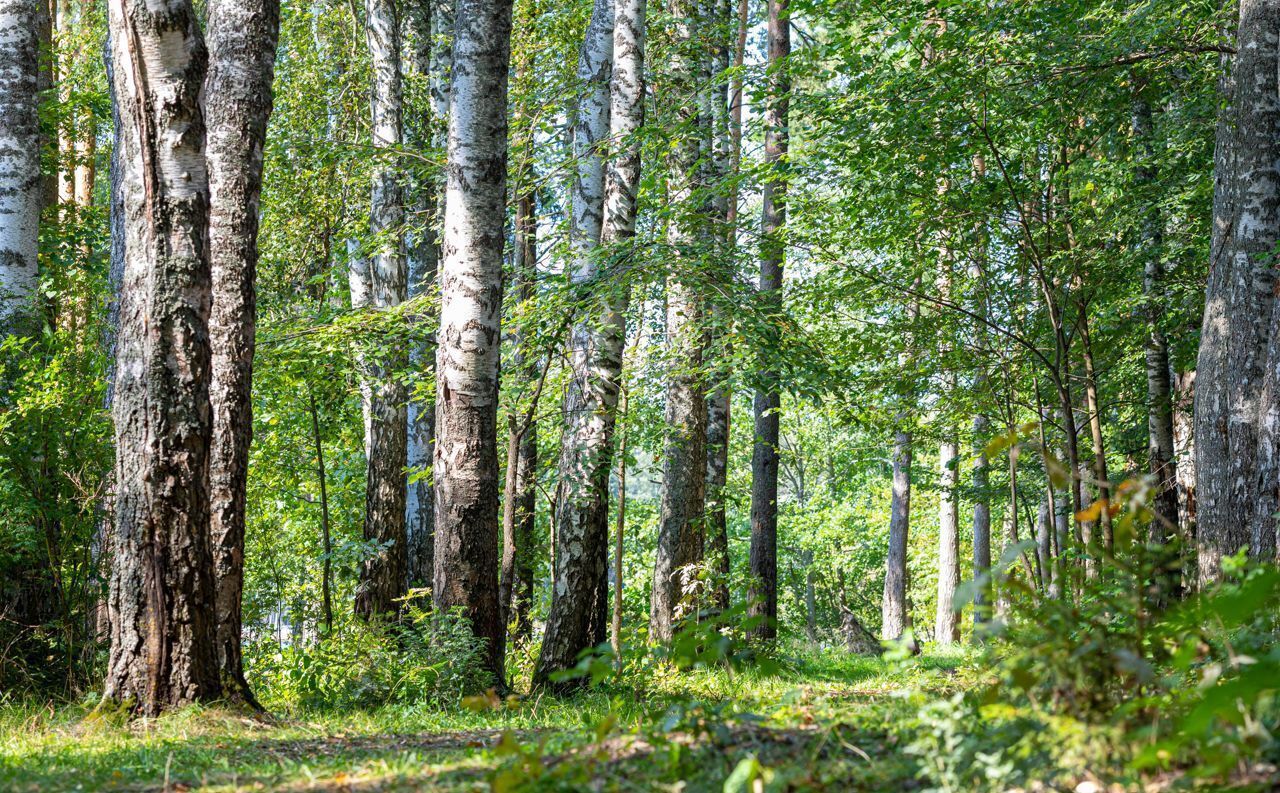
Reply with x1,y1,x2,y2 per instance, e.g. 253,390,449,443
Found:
0,649,968,792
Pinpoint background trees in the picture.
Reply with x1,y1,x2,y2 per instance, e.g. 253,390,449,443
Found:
0,0,1268,711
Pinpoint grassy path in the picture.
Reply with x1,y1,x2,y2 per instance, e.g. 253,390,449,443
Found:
0,652,963,791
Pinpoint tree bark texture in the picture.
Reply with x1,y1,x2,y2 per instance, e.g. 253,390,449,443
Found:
649,0,710,645
535,0,615,686
354,0,409,619
747,0,788,643
102,0,220,714
432,0,513,684
204,0,279,706
0,0,41,336
882,428,911,641
1197,1,1279,584
538,0,646,680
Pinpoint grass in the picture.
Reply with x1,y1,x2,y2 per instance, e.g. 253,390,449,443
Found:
0,647,969,791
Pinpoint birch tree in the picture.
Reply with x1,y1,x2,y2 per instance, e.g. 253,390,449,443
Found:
536,0,625,685
102,0,220,714
0,0,41,336
354,0,410,618
649,0,711,645
432,0,513,682
746,0,789,642
204,0,280,707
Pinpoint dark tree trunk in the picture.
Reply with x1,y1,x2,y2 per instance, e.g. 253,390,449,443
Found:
102,0,221,715
747,0,789,643
205,0,280,707
499,189,538,646
432,0,513,685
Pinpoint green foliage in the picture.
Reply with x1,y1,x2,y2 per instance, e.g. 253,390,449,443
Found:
246,604,492,711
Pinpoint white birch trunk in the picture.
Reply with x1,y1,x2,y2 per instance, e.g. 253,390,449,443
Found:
0,0,41,335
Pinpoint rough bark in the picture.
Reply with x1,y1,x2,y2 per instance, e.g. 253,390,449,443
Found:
432,0,513,684
935,439,960,644
1197,2,1277,585
535,0,616,685
0,0,42,336
537,0,646,681
746,0,789,643
204,0,279,707
1174,370,1197,553
102,0,220,714
354,0,410,619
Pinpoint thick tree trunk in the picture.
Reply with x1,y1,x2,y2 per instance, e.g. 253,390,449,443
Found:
0,0,41,336
538,0,645,681
746,0,789,643
432,0,513,684
535,0,615,685
881,428,912,642
1197,2,1276,585
499,189,537,645
935,439,960,644
204,0,279,707
354,0,410,619
102,0,221,714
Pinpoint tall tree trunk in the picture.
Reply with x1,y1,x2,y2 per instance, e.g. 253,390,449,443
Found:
404,0,442,592
308,389,334,634
538,0,646,680
1133,95,1180,550
535,0,614,686
935,438,960,644
101,0,220,714
0,0,42,337
1077,308,1112,573
650,0,711,645
432,0,513,684
703,0,736,616
611,385,628,666
1197,1,1277,584
1175,371,1197,571
499,188,538,645
354,0,409,619
204,0,279,707
746,0,789,643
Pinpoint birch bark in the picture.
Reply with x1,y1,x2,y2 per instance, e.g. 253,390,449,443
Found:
432,0,513,683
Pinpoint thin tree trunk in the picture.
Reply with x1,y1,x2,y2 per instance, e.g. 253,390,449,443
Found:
882,427,912,642
746,0,789,643
1133,94,1180,551
432,0,513,684
404,0,440,592
935,438,960,644
612,385,628,667
308,389,334,634
1078,308,1112,573
354,0,409,619
101,0,220,714
499,188,538,645
703,0,735,616
538,0,646,681
0,0,42,336
205,0,280,707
